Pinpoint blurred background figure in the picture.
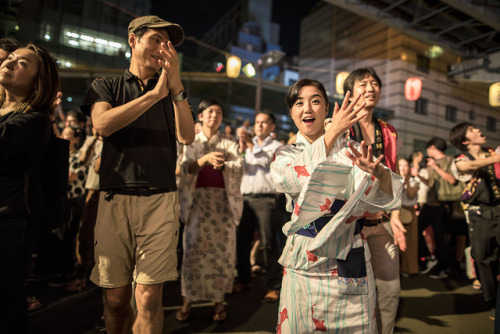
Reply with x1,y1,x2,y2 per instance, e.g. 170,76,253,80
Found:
398,157,420,277
177,98,243,322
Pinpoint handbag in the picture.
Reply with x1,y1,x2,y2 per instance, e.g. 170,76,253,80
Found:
400,207,413,224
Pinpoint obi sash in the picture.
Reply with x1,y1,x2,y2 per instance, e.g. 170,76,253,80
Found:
295,199,363,238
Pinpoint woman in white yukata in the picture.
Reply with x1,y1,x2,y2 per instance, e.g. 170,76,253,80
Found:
177,98,243,322
271,79,403,334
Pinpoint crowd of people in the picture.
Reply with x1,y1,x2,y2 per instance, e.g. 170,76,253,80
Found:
1,13,500,334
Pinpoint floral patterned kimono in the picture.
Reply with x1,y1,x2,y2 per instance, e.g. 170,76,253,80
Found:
271,133,403,334
178,131,243,302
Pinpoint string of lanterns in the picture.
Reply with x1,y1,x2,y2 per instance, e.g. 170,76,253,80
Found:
225,51,499,108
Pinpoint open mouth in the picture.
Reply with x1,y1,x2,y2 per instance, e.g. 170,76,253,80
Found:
303,117,315,124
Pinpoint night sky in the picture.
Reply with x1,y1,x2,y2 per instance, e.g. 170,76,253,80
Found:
152,0,320,58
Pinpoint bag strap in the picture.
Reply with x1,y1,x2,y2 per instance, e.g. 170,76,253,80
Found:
463,150,500,202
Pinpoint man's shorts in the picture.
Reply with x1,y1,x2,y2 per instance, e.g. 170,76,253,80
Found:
90,191,179,288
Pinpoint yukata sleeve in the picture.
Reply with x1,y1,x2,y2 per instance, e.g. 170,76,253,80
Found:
222,138,243,175
270,138,327,198
304,146,403,259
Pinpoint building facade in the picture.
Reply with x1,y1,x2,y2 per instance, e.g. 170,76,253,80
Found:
299,4,500,157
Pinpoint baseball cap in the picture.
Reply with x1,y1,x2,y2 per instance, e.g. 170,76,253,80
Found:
128,15,184,46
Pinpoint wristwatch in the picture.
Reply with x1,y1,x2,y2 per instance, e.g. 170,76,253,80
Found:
172,90,188,102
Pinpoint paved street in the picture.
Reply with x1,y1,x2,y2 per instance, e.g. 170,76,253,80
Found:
27,272,494,334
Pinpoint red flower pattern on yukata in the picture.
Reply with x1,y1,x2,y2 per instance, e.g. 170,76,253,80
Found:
319,198,332,212
294,203,300,216
311,304,327,332
364,186,373,196
276,308,288,334
306,250,318,262
294,165,310,178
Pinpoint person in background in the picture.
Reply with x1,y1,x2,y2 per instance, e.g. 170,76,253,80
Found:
177,98,242,321
343,67,406,334
64,110,86,146
449,122,500,321
224,123,235,139
234,111,283,302
398,157,420,277
236,118,252,139
0,38,21,63
0,43,59,334
417,137,457,279
271,78,402,333
58,125,88,281
194,120,203,134
66,127,103,292
81,15,194,334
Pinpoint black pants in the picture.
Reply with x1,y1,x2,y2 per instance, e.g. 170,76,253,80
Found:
469,207,499,306
236,195,286,290
0,219,28,334
418,204,450,271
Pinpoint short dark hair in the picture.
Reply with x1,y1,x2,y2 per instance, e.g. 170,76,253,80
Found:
425,136,447,152
343,67,382,97
66,109,86,124
197,98,224,116
256,110,276,124
450,122,474,151
133,27,150,40
0,38,21,53
286,78,328,109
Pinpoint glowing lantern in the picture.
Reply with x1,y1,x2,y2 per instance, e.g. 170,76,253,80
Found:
489,83,500,107
405,77,422,101
336,71,350,95
226,55,241,78
242,63,256,77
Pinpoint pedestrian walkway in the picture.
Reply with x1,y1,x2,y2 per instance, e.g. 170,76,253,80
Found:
27,272,493,333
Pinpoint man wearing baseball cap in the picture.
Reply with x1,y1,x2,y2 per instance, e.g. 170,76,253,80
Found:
81,15,194,333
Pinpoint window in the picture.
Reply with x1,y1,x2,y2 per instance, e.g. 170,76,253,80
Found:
468,110,475,121
415,98,428,115
417,54,430,73
445,105,457,122
487,116,497,132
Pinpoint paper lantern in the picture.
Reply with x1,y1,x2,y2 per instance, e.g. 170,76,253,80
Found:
336,71,350,95
242,63,256,77
226,55,241,78
405,77,422,101
489,83,500,107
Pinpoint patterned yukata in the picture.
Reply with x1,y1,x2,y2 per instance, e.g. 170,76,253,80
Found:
271,133,403,334
178,131,243,302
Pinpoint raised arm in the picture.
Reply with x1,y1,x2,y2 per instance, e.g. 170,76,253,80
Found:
159,41,194,145
324,92,366,155
456,155,500,173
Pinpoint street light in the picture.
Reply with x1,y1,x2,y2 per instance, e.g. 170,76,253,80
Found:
255,50,285,114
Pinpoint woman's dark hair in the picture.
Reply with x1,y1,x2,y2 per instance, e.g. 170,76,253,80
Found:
197,98,224,116
286,78,328,109
450,122,474,151
0,44,59,116
343,67,382,97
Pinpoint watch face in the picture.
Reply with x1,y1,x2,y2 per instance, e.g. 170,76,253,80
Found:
174,90,187,101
